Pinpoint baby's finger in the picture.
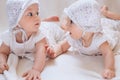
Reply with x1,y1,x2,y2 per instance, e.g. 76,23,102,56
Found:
22,72,28,77
4,64,9,70
47,47,54,55
109,72,115,78
107,73,112,79
103,71,109,79
46,47,51,53
0,68,3,74
33,75,37,80
45,44,49,49
49,49,54,54
27,74,33,80
37,76,41,80
24,73,32,80
0,65,7,71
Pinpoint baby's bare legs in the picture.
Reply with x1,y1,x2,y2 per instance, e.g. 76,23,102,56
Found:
99,41,115,79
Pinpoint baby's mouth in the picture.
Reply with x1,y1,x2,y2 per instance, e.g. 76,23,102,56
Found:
35,23,39,26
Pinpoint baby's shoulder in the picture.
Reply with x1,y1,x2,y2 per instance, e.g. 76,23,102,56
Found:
33,30,45,43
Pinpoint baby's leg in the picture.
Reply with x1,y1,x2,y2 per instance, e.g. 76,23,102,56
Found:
99,41,115,79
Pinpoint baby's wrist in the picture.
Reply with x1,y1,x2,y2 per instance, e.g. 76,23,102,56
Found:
105,67,115,71
32,67,41,73
54,45,63,56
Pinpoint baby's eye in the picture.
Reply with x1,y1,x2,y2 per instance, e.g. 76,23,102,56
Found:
36,12,39,16
27,12,33,16
70,20,73,24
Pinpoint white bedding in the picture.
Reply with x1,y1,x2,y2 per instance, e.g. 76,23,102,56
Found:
4,51,120,80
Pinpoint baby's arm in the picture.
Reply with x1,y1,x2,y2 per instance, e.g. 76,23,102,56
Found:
99,41,115,79
42,16,59,22
0,43,10,73
23,38,47,80
47,39,70,58
33,38,46,72
101,5,120,20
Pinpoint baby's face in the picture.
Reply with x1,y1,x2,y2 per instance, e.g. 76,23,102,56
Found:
19,3,40,34
61,16,82,40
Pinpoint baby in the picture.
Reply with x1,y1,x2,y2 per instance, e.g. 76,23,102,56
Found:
0,0,47,80
47,0,116,79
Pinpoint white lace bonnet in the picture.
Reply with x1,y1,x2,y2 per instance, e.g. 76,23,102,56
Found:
6,0,40,30
6,0,40,42
64,0,102,32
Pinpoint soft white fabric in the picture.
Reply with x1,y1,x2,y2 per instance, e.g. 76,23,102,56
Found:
40,22,66,46
64,0,102,32
66,32,107,55
0,29,45,61
101,18,120,53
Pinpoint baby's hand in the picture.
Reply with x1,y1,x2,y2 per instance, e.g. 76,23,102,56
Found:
0,62,9,74
46,46,57,58
102,69,115,79
101,5,108,16
22,68,41,80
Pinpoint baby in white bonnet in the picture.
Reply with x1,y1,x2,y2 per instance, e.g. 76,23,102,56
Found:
47,0,116,79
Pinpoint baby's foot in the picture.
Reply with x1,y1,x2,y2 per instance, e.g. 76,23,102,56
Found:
102,69,115,79
82,32,94,47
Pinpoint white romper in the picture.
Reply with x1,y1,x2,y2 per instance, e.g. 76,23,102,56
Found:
66,18,120,56
66,32,107,55
0,29,45,61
